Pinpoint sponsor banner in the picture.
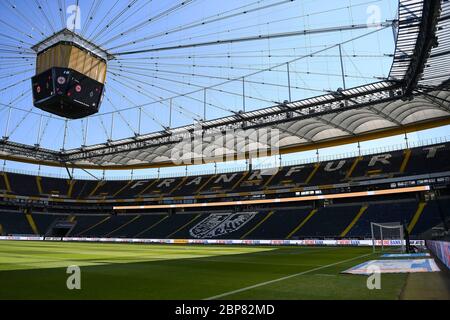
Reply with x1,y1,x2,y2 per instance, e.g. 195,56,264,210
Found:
427,240,450,269
242,240,258,245
336,239,367,246
343,259,440,275
376,239,403,246
0,237,426,247
0,236,43,241
381,253,430,258
174,239,189,244
269,240,291,246
188,239,208,245
140,239,173,244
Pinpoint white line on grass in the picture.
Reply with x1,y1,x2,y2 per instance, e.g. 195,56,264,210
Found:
203,252,372,300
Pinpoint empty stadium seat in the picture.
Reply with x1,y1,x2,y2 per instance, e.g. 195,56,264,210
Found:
0,211,34,235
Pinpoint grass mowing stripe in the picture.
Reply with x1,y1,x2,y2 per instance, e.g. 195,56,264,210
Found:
0,241,277,272
2,243,409,300
204,252,373,300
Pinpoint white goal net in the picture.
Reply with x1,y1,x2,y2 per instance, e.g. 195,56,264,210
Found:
370,222,405,253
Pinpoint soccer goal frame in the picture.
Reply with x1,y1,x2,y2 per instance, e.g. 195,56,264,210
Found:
370,222,405,253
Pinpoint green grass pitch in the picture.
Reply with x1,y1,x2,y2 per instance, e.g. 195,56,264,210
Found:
0,241,411,300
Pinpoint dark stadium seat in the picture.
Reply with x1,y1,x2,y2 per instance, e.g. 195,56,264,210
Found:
0,142,449,241
171,176,208,196
0,211,34,235
2,142,450,201
199,172,248,193
410,200,448,235
290,205,363,238
7,173,39,196
69,215,110,236
108,214,166,237
406,144,450,175
79,214,137,237
243,207,312,239
87,180,130,198
171,211,272,239
40,176,70,196
217,211,272,239
1,195,448,239
115,178,160,198
138,213,196,238
0,172,11,193
346,200,418,238
308,160,352,185
267,164,317,188
142,177,186,196
348,150,404,179
31,213,63,235
232,169,280,192
134,214,169,238
72,180,104,199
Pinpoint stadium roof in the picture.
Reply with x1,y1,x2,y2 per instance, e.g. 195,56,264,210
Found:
0,0,449,169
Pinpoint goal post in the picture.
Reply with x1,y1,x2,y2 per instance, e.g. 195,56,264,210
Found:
370,222,405,253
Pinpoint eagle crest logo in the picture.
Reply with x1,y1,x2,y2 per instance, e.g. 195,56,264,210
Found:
189,212,256,238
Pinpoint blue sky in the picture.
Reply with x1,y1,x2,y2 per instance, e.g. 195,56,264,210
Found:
0,0,449,179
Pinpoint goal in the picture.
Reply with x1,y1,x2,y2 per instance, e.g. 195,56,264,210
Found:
370,222,406,253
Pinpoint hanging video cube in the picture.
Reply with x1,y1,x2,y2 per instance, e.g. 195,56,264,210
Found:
32,67,104,119
31,29,112,119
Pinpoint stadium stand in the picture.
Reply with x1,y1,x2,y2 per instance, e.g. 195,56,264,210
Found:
0,143,449,239
244,207,312,239
0,144,450,199
0,172,11,193
134,215,169,238
0,196,449,239
410,198,450,235
170,211,273,239
39,176,69,197
0,211,33,235
31,213,60,235
69,215,110,236
8,174,39,196
80,214,138,237
2,142,450,200
109,214,165,238
291,205,364,239
139,213,196,239
407,144,450,174
346,200,419,238
266,165,312,188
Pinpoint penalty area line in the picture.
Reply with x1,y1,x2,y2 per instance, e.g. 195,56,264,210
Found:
203,252,372,300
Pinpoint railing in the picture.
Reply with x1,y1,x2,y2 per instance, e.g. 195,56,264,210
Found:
1,135,449,181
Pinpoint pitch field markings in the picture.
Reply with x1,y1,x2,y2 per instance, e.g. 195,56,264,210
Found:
182,247,342,267
0,241,278,271
1,243,413,299
0,242,356,273
204,252,373,300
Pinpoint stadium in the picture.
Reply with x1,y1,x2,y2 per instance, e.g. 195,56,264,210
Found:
0,0,449,307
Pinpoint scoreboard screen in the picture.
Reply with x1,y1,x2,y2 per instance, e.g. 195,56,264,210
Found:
32,69,54,103
32,67,104,119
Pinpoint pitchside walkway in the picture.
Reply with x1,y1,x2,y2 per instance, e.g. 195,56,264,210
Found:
400,268,450,299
